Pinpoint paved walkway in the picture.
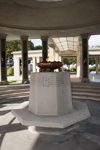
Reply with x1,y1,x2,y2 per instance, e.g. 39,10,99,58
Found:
0,85,100,150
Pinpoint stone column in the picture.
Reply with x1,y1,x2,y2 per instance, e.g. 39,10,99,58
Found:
77,38,82,79
21,36,29,84
41,36,48,62
32,57,36,72
59,56,61,62
55,52,59,61
0,34,8,85
49,44,55,59
14,57,20,78
61,57,64,71
81,34,89,82
96,57,98,74
36,57,40,72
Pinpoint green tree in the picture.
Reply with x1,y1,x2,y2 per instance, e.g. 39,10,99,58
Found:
6,40,21,57
34,45,42,50
28,40,35,50
89,57,95,65
6,40,35,57
63,58,76,68
63,58,76,65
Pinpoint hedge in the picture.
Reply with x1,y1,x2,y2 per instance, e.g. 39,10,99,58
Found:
70,67,76,72
7,68,14,75
89,67,95,72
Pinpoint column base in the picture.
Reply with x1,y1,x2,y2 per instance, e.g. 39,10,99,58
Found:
0,81,9,85
22,79,30,84
81,78,89,83
28,124,78,135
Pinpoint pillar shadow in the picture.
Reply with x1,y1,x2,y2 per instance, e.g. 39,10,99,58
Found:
0,117,27,148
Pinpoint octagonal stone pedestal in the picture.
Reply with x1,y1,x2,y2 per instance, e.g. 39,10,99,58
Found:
12,72,90,134
29,72,73,116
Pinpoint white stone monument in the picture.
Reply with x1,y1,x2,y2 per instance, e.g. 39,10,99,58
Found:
12,72,90,134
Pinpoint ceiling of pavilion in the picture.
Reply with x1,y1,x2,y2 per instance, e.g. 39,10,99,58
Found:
52,37,79,51
13,0,82,9
0,0,100,41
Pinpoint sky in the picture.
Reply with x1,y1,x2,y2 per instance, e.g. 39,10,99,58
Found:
89,35,100,47
31,39,42,46
31,35,100,47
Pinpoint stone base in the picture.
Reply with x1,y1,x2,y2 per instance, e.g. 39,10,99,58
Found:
22,79,30,84
28,124,79,135
0,81,8,85
29,72,73,116
82,78,89,83
12,100,90,129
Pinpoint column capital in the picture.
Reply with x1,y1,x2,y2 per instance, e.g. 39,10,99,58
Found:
49,44,55,49
0,33,7,39
81,33,89,39
20,35,28,40
41,36,48,41
55,50,59,53
55,47,60,53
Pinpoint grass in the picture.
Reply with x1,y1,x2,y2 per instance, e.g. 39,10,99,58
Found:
8,80,17,83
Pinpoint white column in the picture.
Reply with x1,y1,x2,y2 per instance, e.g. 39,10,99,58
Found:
77,55,80,78
55,52,59,61
59,56,61,62
32,57,36,72
96,57,98,74
78,39,82,80
61,57,64,72
14,57,20,78
77,43,82,79
36,57,40,72
49,47,55,59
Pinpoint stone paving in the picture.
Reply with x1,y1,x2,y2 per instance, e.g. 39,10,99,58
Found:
0,85,100,150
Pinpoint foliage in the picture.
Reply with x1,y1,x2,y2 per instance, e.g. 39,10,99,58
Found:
70,67,76,72
6,41,21,57
28,41,34,50
64,68,69,71
8,80,17,83
6,40,42,57
89,57,95,65
63,58,76,69
35,45,42,50
91,45,100,48
7,68,14,75
64,67,76,72
89,67,95,72
20,70,22,75
63,58,76,65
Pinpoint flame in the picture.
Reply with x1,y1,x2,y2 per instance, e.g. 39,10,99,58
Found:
46,56,55,62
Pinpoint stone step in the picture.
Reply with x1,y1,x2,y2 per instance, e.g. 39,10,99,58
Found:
0,96,29,104
71,82,100,101
0,91,29,97
0,83,100,103
72,91,100,97
0,84,30,90
72,95,100,101
71,85,100,89
71,88,100,93
0,88,29,94
0,94,29,101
